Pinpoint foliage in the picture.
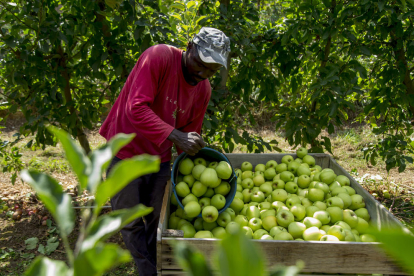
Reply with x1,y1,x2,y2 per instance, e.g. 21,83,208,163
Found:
173,229,303,276
20,126,160,276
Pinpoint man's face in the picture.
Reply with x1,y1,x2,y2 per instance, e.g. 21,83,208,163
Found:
185,43,223,84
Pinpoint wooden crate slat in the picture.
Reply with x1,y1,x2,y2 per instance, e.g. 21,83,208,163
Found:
161,238,407,274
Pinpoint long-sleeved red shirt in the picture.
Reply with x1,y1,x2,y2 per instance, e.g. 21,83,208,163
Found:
99,44,211,162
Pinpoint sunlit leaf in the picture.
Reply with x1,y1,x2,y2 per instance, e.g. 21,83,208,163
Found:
24,257,71,276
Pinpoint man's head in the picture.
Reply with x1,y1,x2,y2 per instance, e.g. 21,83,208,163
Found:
183,27,230,85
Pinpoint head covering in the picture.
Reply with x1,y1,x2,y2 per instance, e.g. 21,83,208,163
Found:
192,27,231,69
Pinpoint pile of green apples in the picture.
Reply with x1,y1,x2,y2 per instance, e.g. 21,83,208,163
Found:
169,148,376,242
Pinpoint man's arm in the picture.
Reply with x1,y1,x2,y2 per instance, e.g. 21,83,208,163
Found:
167,129,206,156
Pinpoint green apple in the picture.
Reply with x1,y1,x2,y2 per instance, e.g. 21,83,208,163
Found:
258,202,272,210
177,218,191,229
246,205,260,220
241,161,253,172
253,229,269,240
272,189,288,202
193,217,204,231
214,182,231,196
240,205,248,216
242,188,252,203
202,206,219,222
194,230,214,239
355,217,369,234
180,223,196,238
208,161,218,169
234,191,243,201
288,221,306,239
327,225,345,241
298,188,309,198
297,175,311,188
272,179,285,190
270,226,287,236
280,171,294,183
349,194,365,210
313,165,322,172
351,229,360,238
241,178,254,189
343,209,358,228
287,161,301,174
176,182,191,197
254,171,264,177
168,216,181,229
262,215,277,231
194,157,207,166
326,196,345,209
254,163,265,172
343,186,356,196
303,226,323,241
308,188,325,202
252,187,260,193
320,235,340,241
175,207,185,218
182,193,198,206
211,194,226,210
302,155,316,167
343,229,356,241
212,226,227,239
248,217,263,232
354,208,370,222
203,221,218,231
264,168,277,180
303,217,322,228
273,232,294,240
306,206,320,217
241,226,253,239
331,187,349,196
290,204,306,221
191,181,207,197
296,166,311,177
281,155,294,164
300,163,310,168
217,212,231,227
260,209,276,219
294,158,303,164
259,182,273,197
192,164,206,180
276,209,295,228
242,171,254,180
234,215,249,227
320,171,337,185
253,174,265,186
312,172,321,182
183,174,196,188
237,184,243,192
179,158,195,175
301,198,312,208
313,182,330,194
203,188,214,198
171,193,179,206
285,182,298,194
326,206,343,223
249,202,259,207
251,191,265,203
296,147,308,159
313,201,327,210
361,234,376,242
200,168,219,187
224,208,236,220
334,221,351,230
266,160,278,169
329,181,342,192
271,201,286,211
230,197,244,213
335,175,350,186
275,163,288,174
313,210,331,224
215,161,232,180
336,193,352,209
286,196,301,208
261,234,273,240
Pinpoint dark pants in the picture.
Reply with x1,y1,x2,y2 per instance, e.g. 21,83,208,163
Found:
107,156,171,276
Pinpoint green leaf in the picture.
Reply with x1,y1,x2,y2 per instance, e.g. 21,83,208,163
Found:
371,228,414,274
378,0,385,11
45,237,59,255
81,204,153,252
171,14,183,21
94,154,160,212
269,262,303,276
87,133,136,195
74,243,131,276
25,237,39,250
20,171,75,237
173,241,214,276
216,230,266,276
47,126,91,192
24,257,71,276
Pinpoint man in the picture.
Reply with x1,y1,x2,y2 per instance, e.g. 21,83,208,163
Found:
99,27,230,276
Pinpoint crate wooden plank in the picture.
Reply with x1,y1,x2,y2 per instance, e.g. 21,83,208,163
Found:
157,180,173,272
160,238,407,274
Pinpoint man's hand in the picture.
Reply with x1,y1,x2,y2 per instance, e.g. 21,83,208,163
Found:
168,129,206,156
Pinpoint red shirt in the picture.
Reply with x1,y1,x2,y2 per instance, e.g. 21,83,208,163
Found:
99,44,211,162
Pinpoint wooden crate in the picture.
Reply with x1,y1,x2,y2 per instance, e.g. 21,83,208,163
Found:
156,153,409,275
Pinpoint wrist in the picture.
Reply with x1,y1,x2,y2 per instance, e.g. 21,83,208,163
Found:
168,129,180,143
